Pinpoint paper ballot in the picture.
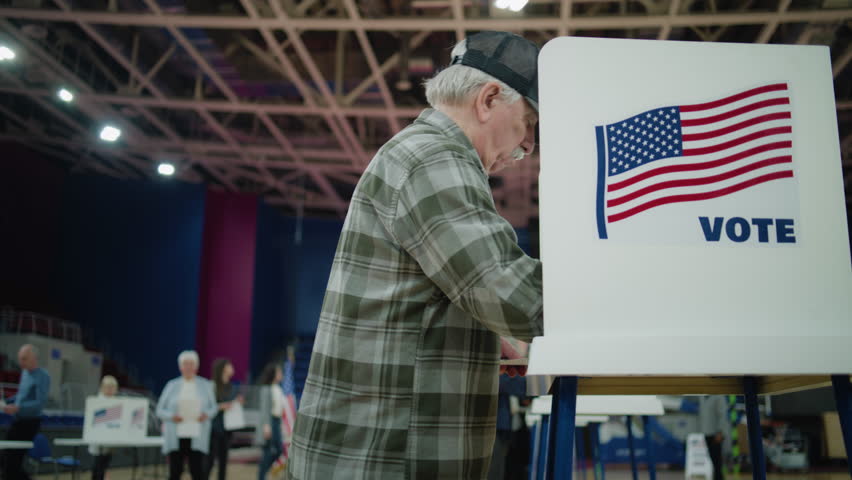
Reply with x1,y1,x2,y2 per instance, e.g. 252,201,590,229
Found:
224,402,246,431
176,397,201,438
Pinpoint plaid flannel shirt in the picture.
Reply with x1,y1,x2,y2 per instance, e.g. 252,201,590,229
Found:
287,108,543,480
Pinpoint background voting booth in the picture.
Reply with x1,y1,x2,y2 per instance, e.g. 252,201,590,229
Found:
530,36,852,479
73,397,162,480
83,396,149,442
529,397,664,480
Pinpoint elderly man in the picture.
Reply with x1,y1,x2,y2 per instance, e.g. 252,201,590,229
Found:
3,344,50,480
288,31,543,480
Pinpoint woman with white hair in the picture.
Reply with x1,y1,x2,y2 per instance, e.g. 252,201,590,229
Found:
156,350,217,480
90,375,118,480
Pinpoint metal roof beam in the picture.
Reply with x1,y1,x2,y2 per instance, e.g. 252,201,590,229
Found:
0,133,368,173
266,0,371,165
657,0,681,39
341,0,403,134
342,30,432,106
833,43,852,78
0,86,422,118
0,72,148,178
4,7,852,31
238,0,366,166
755,0,792,43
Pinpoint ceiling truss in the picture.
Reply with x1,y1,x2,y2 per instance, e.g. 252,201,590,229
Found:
0,0,850,224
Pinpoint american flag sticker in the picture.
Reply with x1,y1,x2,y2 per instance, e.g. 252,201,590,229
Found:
131,407,145,428
93,405,123,426
595,83,799,243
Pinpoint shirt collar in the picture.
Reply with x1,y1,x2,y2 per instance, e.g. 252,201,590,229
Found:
414,109,486,176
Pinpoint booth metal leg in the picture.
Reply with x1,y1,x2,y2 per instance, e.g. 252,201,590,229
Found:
576,426,586,480
642,416,656,480
830,375,852,479
626,416,638,480
530,420,541,480
546,376,578,480
538,416,550,480
743,376,767,480
591,423,605,480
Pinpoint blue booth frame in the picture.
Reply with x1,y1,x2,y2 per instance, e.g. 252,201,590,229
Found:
534,375,852,480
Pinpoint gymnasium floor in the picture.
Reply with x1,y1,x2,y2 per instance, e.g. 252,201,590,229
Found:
33,466,851,480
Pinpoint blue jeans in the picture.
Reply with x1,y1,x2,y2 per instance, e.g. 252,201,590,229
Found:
258,416,283,480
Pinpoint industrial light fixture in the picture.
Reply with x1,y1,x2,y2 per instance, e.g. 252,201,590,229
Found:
99,125,121,142
157,162,175,176
494,0,528,11
0,45,16,61
57,88,74,103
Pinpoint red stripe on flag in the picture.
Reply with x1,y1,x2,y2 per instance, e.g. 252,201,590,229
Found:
679,83,788,113
608,143,792,192
681,112,792,141
607,156,793,208
680,98,790,127
682,127,792,156
607,170,794,223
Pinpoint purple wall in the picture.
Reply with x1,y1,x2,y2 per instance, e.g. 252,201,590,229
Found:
195,190,259,381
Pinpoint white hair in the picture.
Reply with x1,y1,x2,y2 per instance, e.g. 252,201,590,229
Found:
177,350,200,367
424,40,522,109
100,375,118,388
20,344,38,356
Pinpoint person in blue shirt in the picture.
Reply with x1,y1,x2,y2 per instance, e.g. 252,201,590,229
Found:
2,344,50,480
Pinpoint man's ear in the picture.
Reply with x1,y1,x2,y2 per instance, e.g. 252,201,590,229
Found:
474,82,502,123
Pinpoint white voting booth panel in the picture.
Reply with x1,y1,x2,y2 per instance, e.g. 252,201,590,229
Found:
83,397,149,443
529,37,852,376
530,395,664,416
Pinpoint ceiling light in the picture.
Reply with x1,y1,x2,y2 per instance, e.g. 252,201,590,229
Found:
395,79,412,91
99,125,121,142
157,163,175,176
57,88,74,103
508,0,528,11
494,0,511,8
0,45,16,61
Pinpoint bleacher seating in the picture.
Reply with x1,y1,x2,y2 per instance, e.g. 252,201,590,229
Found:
1,307,82,344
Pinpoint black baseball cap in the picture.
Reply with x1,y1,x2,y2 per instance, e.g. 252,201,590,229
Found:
450,31,540,112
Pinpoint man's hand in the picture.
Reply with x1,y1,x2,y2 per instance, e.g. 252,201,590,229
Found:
198,413,208,422
172,415,183,423
499,338,528,377
714,433,723,444
3,405,19,415
263,424,272,440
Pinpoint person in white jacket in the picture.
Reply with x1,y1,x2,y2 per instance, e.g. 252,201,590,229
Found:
156,351,217,480
90,376,119,480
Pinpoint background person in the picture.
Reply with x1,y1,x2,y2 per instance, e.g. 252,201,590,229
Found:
205,358,242,480
699,395,731,480
156,350,217,480
90,375,119,480
255,362,284,480
2,344,50,480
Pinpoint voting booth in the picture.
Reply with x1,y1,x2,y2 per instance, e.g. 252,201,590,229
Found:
528,37,852,479
83,396,149,443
